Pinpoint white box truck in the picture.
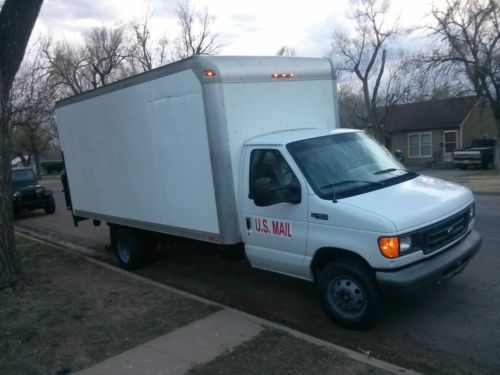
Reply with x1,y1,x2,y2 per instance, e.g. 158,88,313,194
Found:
55,56,481,328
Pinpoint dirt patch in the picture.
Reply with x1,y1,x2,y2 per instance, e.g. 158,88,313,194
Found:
189,329,385,374
0,237,219,375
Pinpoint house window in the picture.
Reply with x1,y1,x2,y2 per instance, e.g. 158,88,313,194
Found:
408,132,432,158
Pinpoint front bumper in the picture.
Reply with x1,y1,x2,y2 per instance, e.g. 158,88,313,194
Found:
13,195,53,210
453,160,482,165
376,230,481,296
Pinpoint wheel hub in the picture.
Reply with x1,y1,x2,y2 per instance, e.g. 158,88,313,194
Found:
330,277,366,315
117,238,131,263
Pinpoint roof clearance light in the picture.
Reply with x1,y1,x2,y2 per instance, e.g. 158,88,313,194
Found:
271,73,295,79
204,69,216,77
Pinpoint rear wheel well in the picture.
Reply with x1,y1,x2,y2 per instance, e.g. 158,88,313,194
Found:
311,248,373,282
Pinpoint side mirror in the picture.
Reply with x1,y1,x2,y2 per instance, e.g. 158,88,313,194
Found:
254,177,274,207
253,178,302,207
284,181,301,204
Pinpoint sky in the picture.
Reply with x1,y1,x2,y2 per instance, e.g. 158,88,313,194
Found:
33,0,443,58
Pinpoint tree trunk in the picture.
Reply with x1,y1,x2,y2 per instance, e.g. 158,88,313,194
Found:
34,152,42,177
0,95,23,290
496,122,500,170
0,0,44,291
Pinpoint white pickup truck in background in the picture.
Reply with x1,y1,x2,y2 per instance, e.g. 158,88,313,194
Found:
452,138,496,170
55,56,481,329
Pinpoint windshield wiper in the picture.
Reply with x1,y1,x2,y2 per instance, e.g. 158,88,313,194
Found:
322,179,385,203
321,180,385,189
373,168,413,175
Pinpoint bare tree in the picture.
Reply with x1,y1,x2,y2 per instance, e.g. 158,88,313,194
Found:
0,0,44,291
175,0,221,59
331,0,404,142
44,25,129,97
276,45,296,56
11,49,57,176
43,39,91,95
424,0,500,165
426,0,499,119
85,26,128,86
130,12,169,72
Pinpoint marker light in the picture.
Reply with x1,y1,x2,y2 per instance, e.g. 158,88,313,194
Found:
204,69,216,77
378,236,399,258
271,73,295,78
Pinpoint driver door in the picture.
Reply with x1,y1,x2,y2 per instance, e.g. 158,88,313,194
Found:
241,147,309,279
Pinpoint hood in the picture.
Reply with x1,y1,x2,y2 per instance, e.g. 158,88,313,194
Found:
12,180,38,191
341,175,473,232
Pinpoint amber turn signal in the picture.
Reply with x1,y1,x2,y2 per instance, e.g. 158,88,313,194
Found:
378,236,399,258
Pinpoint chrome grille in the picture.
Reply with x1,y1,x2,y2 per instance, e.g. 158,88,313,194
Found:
422,207,470,254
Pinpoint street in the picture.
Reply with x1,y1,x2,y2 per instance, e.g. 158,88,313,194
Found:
14,178,500,374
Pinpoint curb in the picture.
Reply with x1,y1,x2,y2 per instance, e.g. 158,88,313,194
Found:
16,230,421,375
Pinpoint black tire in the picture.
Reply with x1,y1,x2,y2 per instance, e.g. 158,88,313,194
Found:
317,258,379,329
112,228,144,270
483,160,493,170
44,196,56,214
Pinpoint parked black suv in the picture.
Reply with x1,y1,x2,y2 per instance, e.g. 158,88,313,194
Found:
12,167,55,214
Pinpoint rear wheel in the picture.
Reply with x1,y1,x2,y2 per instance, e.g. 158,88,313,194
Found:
112,227,144,269
318,259,379,329
44,196,56,214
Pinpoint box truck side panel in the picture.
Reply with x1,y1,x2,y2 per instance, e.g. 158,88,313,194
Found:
222,79,337,188
57,70,220,237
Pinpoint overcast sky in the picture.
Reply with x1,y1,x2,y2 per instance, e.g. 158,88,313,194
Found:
33,0,442,57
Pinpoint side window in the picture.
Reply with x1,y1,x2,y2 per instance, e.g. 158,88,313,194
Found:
249,149,297,199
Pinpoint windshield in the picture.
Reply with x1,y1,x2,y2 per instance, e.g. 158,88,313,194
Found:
286,132,417,200
12,169,36,182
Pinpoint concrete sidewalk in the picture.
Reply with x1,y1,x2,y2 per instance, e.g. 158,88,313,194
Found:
77,310,263,375
75,306,417,375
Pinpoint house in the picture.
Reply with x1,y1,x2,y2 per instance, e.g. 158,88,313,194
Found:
10,148,63,175
385,96,498,167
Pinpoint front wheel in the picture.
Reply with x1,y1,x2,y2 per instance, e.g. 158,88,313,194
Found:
317,259,379,329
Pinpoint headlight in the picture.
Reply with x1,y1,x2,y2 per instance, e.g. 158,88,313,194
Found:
399,236,412,253
35,186,44,195
469,203,475,219
13,191,21,200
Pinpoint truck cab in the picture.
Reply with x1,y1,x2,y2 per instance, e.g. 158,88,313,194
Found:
240,128,481,328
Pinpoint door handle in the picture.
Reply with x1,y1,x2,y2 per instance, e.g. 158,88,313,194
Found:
246,217,251,229
311,212,328,220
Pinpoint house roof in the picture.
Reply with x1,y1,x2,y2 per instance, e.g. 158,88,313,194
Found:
385,96,479,133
